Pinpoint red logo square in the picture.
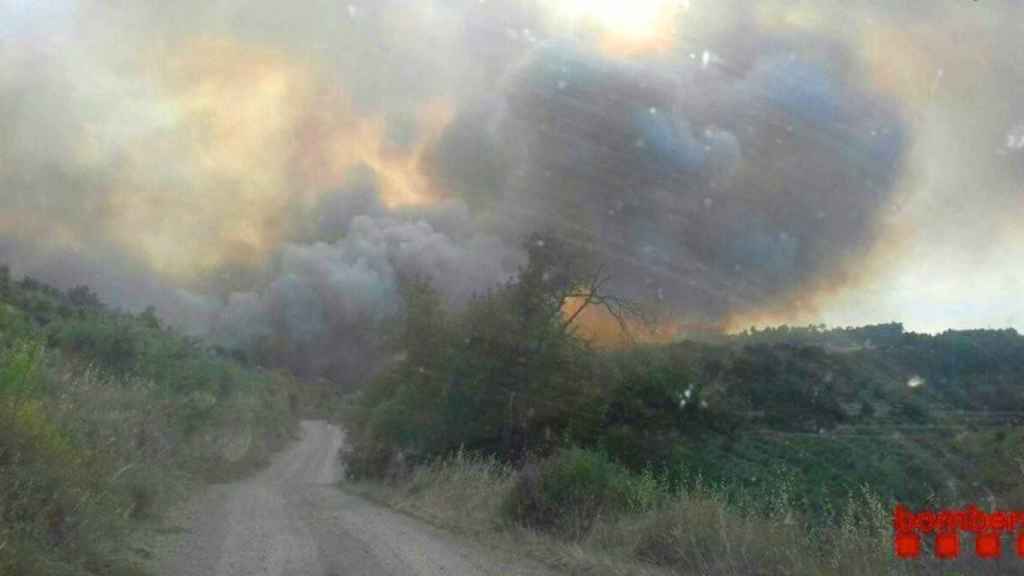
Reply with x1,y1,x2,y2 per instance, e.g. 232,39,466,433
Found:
935,531,960,559
976,532,1001,559
895,531,921,559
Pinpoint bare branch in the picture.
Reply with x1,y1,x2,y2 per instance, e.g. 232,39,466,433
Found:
558,263,648,343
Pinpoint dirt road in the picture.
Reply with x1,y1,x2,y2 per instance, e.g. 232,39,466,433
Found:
152,420,554,576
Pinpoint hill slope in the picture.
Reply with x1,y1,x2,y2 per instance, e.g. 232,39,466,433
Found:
0,267,302,575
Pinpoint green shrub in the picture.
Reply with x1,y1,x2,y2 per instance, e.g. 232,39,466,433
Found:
0,339,43,401
504,447,652,537
0,274,305,575
349,446,396,481
622,468,667,514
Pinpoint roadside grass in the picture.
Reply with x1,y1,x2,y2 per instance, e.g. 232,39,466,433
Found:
0,268,354,575
347,447,1024,576
0,343,299,575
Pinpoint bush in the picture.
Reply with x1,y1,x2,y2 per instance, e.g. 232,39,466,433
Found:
342,434,401,482
504,447,662,537
363,449,911,576
392,450,516,531
0,274,304,574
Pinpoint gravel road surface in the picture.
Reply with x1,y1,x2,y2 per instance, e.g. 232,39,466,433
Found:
152,420,554,576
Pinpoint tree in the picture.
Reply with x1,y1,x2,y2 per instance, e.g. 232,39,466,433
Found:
347,233,643,469
893,397,929,423
140,306,161,330
513,234,646,341
67,285,103,310
479,233,643,459
394,273,448,371
347,274,452,459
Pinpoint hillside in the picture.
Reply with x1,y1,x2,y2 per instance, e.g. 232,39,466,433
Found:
0,266,310,575
345,241,1024,512
639,325,1024,510
342,242,1024,574
5,258,1023,575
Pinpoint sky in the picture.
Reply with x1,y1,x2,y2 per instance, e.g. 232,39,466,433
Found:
1,0,1022,379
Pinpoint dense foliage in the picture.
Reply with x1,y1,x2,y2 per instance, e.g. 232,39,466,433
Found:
345,237,606,476
344,240,1024,533
0,266,305,575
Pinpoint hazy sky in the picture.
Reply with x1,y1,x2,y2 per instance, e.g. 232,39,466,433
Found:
1,0,1022,352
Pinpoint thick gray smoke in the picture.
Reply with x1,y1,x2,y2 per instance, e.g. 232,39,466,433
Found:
210,27,905,382
3,0,1021,382
211,191,524,381
431,36,905,320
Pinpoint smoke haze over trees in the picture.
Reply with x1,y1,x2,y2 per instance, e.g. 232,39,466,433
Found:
3,0,1023,384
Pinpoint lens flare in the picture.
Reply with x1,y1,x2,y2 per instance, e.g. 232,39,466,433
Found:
544,0,686,55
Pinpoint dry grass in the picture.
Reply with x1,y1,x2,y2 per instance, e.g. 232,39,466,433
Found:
0,346,298,576
353,449,517,533
346,451,1024,576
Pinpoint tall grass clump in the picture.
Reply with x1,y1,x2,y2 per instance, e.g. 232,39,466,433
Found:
503,447,668,538
353,448,517,534
362,446,920,576
0,339,144,575
410,450,517,531
599,479,899,576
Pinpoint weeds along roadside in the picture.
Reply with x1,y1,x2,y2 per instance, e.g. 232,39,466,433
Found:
347,447,1024,576
0,279,303,576
338,241,1024,575
345,447,888,576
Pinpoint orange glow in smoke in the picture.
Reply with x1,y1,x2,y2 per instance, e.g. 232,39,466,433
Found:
91,38,453,282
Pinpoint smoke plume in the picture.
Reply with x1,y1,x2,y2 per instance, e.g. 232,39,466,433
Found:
2,0,1022,382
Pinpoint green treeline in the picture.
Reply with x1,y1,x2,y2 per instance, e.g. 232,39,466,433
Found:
4,237,1022,574
345,236,1024,534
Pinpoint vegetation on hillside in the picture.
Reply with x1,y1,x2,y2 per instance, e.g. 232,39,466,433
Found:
0,266,307,575
344,236,1024,574
5,230,1019,575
